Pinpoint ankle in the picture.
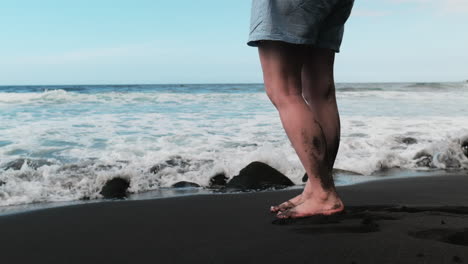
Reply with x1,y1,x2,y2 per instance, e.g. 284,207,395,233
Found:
312,188,340,202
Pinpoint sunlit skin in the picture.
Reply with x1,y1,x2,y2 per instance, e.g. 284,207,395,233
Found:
257,40,344,218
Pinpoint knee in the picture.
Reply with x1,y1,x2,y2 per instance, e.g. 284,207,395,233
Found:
266,88,304,110
303,79,336,105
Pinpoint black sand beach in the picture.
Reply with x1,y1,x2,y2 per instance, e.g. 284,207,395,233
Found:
1,174,467,264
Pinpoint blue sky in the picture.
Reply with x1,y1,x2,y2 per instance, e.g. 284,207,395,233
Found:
0,0,467,85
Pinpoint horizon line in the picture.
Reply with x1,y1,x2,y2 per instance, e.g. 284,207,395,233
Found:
1,80,467,87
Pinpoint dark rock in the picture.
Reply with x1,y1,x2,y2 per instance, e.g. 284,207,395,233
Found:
149,155,191,174
0,180,5,186
413,151,434,168
2,159,24,170
2,158,53,170
462,140,468,158
100,177,130,199
209,173,228,188
96,164,123,171
225,161,294,191
416,156,433,167
401,137,417,145
166,156,190,167
171,181,200,188
302,173,308,183
150,163,167,174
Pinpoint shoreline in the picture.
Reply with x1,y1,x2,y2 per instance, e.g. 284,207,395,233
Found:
1,174,467,263
0,168,463,217
0,168,461,217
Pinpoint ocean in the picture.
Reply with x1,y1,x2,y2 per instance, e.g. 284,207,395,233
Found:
0,82,467,207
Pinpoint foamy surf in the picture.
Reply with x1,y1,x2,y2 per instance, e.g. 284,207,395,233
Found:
0,83,467,206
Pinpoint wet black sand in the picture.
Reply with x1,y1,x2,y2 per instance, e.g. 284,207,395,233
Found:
0,174,467,264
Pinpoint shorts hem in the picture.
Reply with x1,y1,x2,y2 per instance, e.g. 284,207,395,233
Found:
247,34,340,53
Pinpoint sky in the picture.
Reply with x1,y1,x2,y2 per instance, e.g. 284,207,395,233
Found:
0,0,467,85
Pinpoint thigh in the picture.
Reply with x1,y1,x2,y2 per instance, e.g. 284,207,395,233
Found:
257,41,304,101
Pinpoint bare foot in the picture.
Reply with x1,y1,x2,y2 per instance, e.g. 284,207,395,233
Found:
270,193,303,213
270,180,313,213
276,191,344,218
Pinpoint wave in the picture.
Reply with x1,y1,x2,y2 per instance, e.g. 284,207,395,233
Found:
0,89,266,105
1,127,467,207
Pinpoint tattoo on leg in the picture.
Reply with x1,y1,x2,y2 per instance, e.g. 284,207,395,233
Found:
301,119,334,190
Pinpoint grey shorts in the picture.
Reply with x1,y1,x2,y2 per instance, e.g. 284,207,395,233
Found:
247,0,354,52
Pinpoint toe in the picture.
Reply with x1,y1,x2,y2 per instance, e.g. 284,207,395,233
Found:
276,209,290,219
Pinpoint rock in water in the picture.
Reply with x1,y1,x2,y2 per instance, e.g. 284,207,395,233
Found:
100,178,130,199
413,151,434,168
208,173,228,188
2,158,53,170
402,137,417,145
226,161,294,191
172,181,200,188
149,155,192,174
462,140,468,158
302,173,308,183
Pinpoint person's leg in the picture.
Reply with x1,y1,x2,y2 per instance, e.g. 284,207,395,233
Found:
301,47,341,172
270,47,339,212
270,46,340,212
275,47,342,217
257,41,343,218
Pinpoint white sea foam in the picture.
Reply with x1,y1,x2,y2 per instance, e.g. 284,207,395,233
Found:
1,83,467,206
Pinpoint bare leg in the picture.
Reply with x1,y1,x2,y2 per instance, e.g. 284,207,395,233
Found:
270,48,341,213
258,41,343,218
302,47,341,169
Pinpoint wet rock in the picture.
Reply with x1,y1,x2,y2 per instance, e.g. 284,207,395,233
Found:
225,161,294,191
401,137,417,145
462,139,468,158
0,180,5,186
302,173,308,183
2,158,53,170
96,164,123,171
413,151,434,168
209,173,228,188
172,181,200,188
150,156,190,174
437,153,461,169
150,156,215,176
100,177,130,199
